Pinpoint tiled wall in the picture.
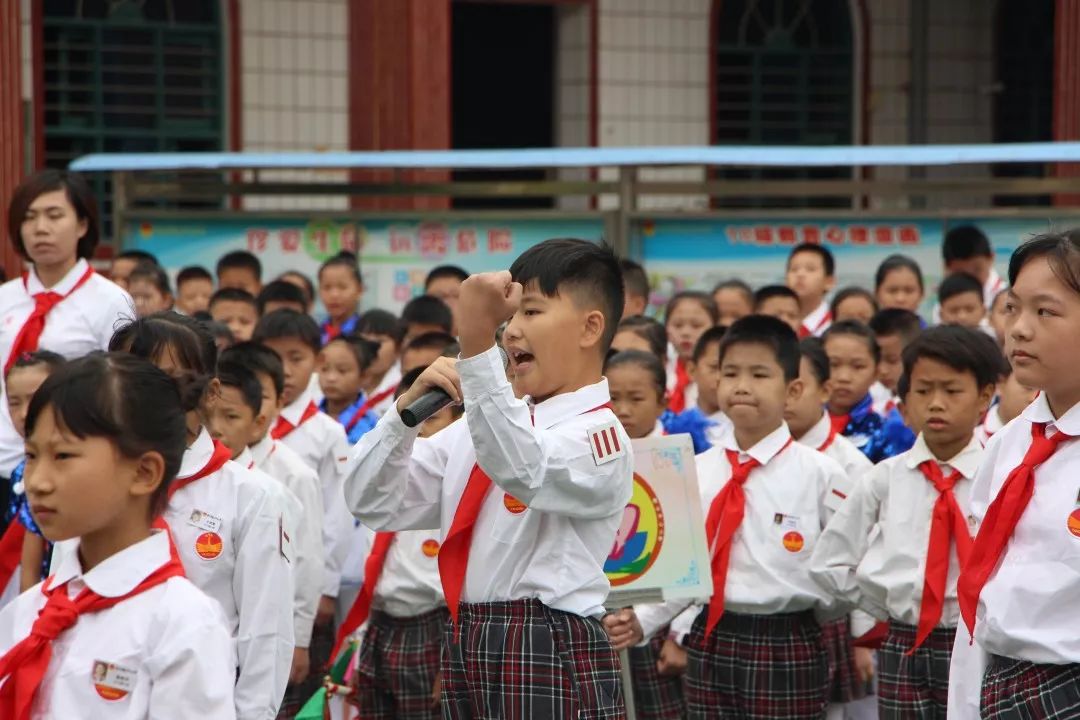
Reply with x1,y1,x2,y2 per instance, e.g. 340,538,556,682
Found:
238,0,350,210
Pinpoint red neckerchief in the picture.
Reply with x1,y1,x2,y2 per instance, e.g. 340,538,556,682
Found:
344,385,398,432
798,309,832,339
3,265,95,374
272,401,319,440
817,423,839,452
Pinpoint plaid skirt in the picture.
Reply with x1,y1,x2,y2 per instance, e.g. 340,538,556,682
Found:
627,626,686,720
442,598,626,719
981,655,1080,720
820,616,863,704
877,621,954,720
684,608,829,720
350,607,448,720
275,617,337,719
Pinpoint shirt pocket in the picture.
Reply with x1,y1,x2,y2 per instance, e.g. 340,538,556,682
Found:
768,512,813,560
54,647,147,715
490,492,531,544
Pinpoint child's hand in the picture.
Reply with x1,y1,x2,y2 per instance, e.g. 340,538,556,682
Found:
395,357,462,412
289,647,310,684
457,271,522,356
656,638,688,677
854,646,875,685
602,608,644,651
316,595,337,625
430,671,443,708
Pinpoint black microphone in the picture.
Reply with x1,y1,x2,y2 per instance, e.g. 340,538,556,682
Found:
400,347,509,428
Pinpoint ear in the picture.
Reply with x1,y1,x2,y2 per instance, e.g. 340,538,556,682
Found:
580,309,606,350
203,377,222,411
75,215,88,241
785,377,804,405
129,450,166,503
824,275,837,293
977,383,996,415
252,409,271,443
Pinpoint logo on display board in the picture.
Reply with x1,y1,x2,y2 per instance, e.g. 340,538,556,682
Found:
604,473,665,586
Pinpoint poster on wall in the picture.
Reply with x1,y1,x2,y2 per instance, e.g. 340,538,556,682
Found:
122,216,608,313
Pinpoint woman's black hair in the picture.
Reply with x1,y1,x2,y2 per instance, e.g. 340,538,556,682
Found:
109,312,217,411
615,316,667,362
1007,228,1080,294
25,353,187,517
318,251,363,286
6,350,66,379
874,254,925,292
604,349,667,398
830,286,878,320
665,290,719,326
326,334,381,373
823,319,882,365
356,308,404,346
128,262,173,296
8,169,100,261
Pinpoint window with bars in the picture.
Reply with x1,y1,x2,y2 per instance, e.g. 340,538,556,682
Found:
712,0,855,208
42,0,224,241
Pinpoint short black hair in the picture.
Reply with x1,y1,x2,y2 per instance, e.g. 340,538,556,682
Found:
8,170,100,261
604,349,666,397
128,262,172,296
425,264,469,288
216,250,262,281
356,309,404,345
788,242,835,277
252,309,322,354
257,280,307,315
938,272,984,305
823,319,881,365
7,350,66,379
401,295,453,335
205,320,234,347
875,254,925,292
692,325,728,363
26,353,188,517
177,265,213,287
753,284,800,309
799,336,830,385
277,270,315,306
616,316,667,362
619,259,650,302
325,334,381,372
220,341,285,398
117,249,159,265
215,357,264,416
899,325,1006,399
318,251,363,286
403,331,459,355
209,287,258,311
509,238,624,350
665,291,719,326
868,308,923,346
109,312,218,412
1008,229,1080,292
830,286,878,319
718,314,800,382
712,279,754,304
943,225,992,262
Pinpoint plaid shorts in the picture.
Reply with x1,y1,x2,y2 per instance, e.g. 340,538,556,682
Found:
627,626,686,720
877,621,954,720
981,655,1080,719
684,608,828,720
275,619,337,720
820,616,863,704
350,607,448,720
442,598,626,719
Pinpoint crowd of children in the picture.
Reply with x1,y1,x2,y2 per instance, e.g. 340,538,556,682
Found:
0,167,1078,720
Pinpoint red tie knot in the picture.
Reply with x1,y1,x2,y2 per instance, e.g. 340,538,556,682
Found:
30,591,79,641
724,449,760,484
918,460,961,493
33,291,61,309
1026,423,1073,467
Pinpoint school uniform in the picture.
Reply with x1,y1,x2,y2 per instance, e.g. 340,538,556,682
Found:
812,433,982,718
636,422,850,720
666,351,698,415
0,531,236,719
0,259,133,476
975,405,1006,447
930,269,1006,325
831,393,915,464
165,429,294,720
346,344,633,719
365,364,403,418
799,300,833,339
321,313,360,346
322,393,380,444
946,394,1080,719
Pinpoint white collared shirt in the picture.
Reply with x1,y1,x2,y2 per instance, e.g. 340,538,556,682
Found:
345,344,633,618
0,260,134,474
705,409,733,448
276,387,353,597
801,300,832,338
810,433,982,627
245,435,325,649
931,268,1007,325
167,429,293,720
370,363,403,417
0,532,235,719
372,528,446,618
975,405,1005,447
798,412,873,479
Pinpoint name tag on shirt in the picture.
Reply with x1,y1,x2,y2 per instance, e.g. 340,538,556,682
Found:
774,513,800,530
588,420,626,466
187,509,222,534
91,661,137,701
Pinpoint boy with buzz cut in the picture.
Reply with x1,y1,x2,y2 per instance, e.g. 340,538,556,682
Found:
217,249,263,296
937,273,987,330
786,242,837,338
754,284,803,334
346,239,633,718
619,257,650,318
175,265,214,315
604,315,851,720
210,287,259,342
811,326,1003,719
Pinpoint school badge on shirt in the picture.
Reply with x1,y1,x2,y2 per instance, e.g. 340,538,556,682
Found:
195,531,224,560
588,420,626,466
91,661,137,701
422,539,440,557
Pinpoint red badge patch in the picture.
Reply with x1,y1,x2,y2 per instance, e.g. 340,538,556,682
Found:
422,539,440,557
1068,509,1080,539
195,531,223,560
503,493,527,514
782,531,804,553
